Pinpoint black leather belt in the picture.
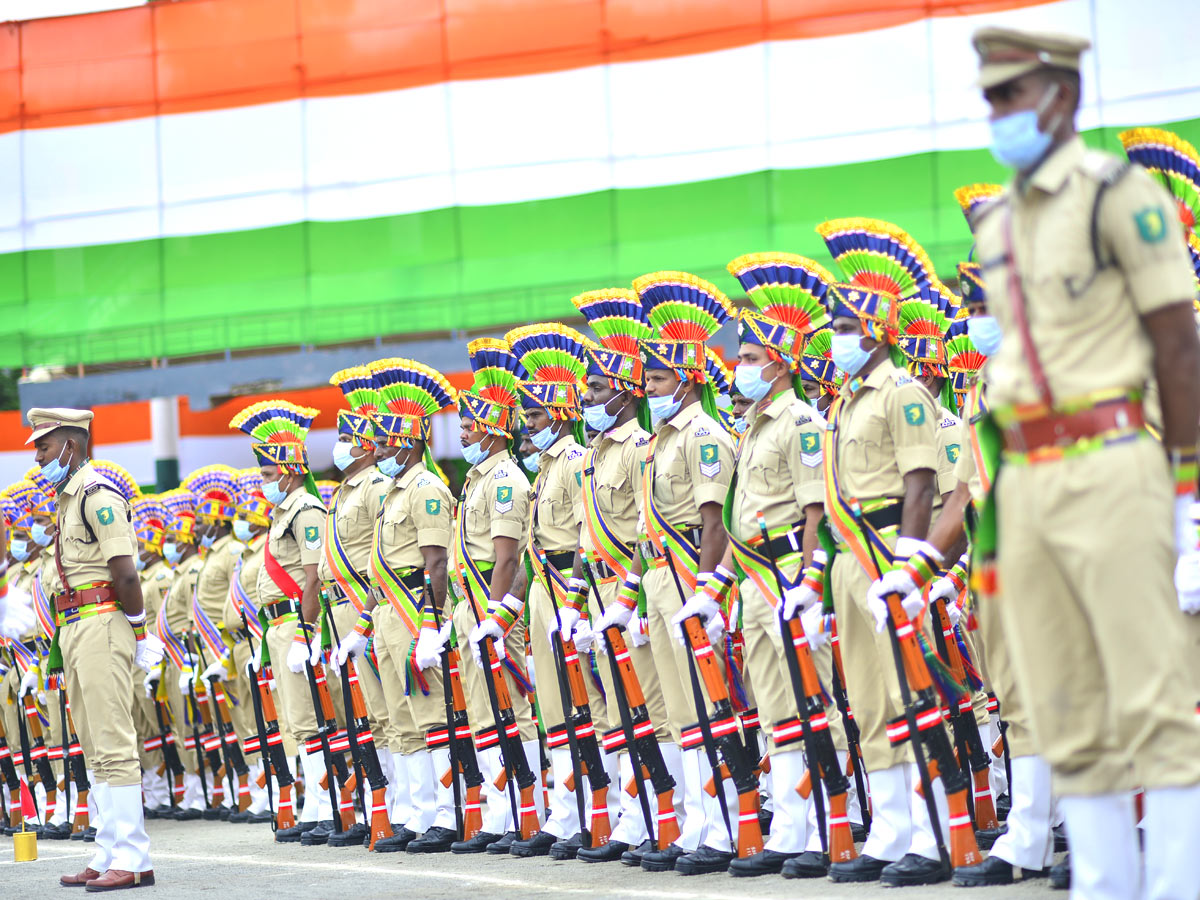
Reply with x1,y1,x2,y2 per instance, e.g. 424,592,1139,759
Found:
862,502,904,533
263,598,300,620
643,526,702,559
544,550,575,571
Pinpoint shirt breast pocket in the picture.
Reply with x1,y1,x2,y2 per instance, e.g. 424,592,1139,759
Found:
746,447,787,492
61,521,94,549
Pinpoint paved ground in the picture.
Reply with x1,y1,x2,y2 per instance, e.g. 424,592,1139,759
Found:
1,820,1065,898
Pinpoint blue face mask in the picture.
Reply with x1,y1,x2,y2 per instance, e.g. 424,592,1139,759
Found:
233,519,253,543
967,315,1003,357
163,541,183,565
461,441,488,467
989,85,1060,171
31,523,52,547
378,453,405,478
734,363,774,402
332,441,357,471
831,333,872,377
582,397,619,433
732,416,749,435
134,554,147,572
522,453,540,474
262,479,288,505
648,393,682,425
199,531,216,549
530,425,557,452
40,442,72,486
10,539,29,562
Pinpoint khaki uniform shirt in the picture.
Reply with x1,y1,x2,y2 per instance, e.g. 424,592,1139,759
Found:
140,558,174,632
41,462,136,596
13,561,40,642
256,487,325,606
223,534,266,630
646,402,734,530
580,418,652,559
731,391,825,545
316,466,389,584
975,137,1195,411
375,463,454,572
532,435,586,556
834,359,937,500
194,533,240,627
934,405,964,499
450,450,531,574
953,379,988,506
162,552,203,640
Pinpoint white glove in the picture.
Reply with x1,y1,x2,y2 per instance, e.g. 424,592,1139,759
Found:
245,656,261,680
469,618,506,669
594,601,633,635
703,611,725,648
177,666,196,694
946,599,963,629
550,605,580,645
801,603,828,652
670,591,721,647
929,576,958,606
201,659,226,683
438,619,453,645
573,619,595,654
414,627,447,671
18,665,39,699
135,635,166,671
143,670,160,699
336,630,368,667
781,583,819,624
866,568,919,633
286,638,309,674
525,655,536,688
1174,497,1200,556
1175,552,1200,614
629,616,650,648
0,586,35,640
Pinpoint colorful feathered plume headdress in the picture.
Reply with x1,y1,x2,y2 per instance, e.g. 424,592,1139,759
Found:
23,466,57,519
571,288,649,393
91,459,141,502
329,365,380,448
182,464,238,523
1189,233,1200,299
1119,127,1200,234
369,357,457,447
1,481,37,531
953,183,1005,233
727,253,833,367
634,270,734,379
506,323,590,420
945,318,988,408
460,339,527,436
228,400,319,474
957,261,987,308
131,494,169,553
800,327,839,393
159,488,196,544
705,347,732,397
316,480,338,509
234,468,272,527
897,282,954,376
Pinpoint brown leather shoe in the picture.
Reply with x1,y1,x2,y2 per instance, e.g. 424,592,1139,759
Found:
61,868,104,887
84,870,155,892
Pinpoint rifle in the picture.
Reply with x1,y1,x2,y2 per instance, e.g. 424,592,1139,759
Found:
191,633,252,813
532,546,610,849
236,600,295,840
461,582,540,840
63,699,90,835
321,592,392,849
148,665,186,809
662,551,762,858
425,575,484,841
295,602,350,836
856,514,980,871
181,648,214,810
990,695,1013,809
579,553,676,850
928,598,999,830
828,617,871,832
755,512,855,864
0,709,22,830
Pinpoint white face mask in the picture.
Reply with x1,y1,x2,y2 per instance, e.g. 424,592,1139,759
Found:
332,441,358,471
233,519,254,543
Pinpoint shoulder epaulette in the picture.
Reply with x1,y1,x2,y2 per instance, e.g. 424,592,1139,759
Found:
894,373,914,386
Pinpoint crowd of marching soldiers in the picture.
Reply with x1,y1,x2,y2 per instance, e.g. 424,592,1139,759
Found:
2,108,1200,895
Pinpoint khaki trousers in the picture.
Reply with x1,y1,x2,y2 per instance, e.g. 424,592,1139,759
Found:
60,612,140,786
452,599,536,744
374,602,443,754
329,600,391,742
995,437,1200,794
264,617,318,742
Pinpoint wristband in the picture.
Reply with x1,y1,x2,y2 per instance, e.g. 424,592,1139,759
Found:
616,573,641,611
490,592,524,631
699,566,736,604
1171,447,1198,497
900,543,943,591
125,610,148,642
353,610,374,638
801,549,828,596
563,577,588,613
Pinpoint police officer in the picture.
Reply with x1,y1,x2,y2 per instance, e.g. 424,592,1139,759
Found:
969,27,1200,899
29,408,163,890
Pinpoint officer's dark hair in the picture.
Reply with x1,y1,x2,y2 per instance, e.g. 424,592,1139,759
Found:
57,425,90,452
1039,67,1082,115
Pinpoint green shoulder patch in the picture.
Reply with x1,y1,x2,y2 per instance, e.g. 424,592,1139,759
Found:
425,498,441,515
1134,206,1167,243
304,525,319,543
946,443,961,463
575,471,582,487
800,433,820,454
96,506,115,526
903,403,926,426
699,444,718,464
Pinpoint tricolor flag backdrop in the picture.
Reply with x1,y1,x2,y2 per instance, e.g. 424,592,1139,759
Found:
2,0,1197,370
